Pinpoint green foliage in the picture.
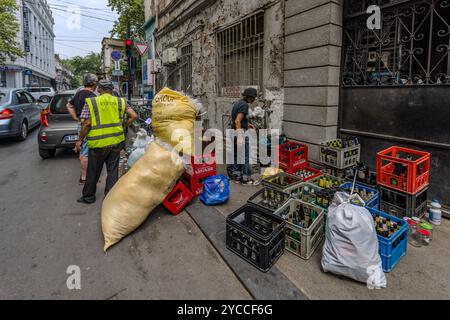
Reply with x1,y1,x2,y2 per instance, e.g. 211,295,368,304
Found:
108,0,145,40
0,0,24,65
63,53,102,88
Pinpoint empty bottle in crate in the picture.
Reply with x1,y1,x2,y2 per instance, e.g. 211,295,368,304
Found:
320,137,361,169
310,174,344,189
376,146,430,194
289,165,323,181
262,172,303,192
247,187,291,212
274,198,325,260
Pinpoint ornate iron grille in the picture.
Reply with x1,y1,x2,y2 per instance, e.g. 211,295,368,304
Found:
343,0,450,86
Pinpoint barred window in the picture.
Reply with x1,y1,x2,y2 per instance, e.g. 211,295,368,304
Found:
181,44,193,94
343,0,450,86
217,13,264,94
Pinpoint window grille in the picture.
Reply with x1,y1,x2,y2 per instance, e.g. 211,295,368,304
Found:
343,0,450,86
217,12,264,93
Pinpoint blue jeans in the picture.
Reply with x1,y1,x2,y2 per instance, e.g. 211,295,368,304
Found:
228,137,252,181
77,123,89,157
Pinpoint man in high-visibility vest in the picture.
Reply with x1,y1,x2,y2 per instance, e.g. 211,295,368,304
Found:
75,79,138,204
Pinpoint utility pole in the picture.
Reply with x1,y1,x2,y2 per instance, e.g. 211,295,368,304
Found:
126,19,132,101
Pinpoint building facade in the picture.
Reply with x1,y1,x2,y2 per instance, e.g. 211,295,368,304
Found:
145,0,450,204
146,0,285,131
0,0,55,88
54,54,73,92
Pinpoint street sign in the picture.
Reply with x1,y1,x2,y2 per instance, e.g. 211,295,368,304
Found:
114,60,121,71
24,69,33,76
112,70,124,77
135,43,149,56
111,50,123,61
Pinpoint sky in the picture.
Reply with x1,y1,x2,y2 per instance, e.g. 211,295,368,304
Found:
48,0,118,59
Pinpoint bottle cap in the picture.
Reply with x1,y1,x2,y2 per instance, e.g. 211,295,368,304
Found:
420,223,433,231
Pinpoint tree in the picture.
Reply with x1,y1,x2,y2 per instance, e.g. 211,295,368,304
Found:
108,0,145,40
63,53,102,88
0,0,24,65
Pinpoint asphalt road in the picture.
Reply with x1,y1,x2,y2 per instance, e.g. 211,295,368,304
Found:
0,129,251,300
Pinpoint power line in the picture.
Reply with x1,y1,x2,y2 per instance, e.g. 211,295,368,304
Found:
49,0,117,12
49,6,116,22
55,41,99,53
48,3,118,19
52,11,110,36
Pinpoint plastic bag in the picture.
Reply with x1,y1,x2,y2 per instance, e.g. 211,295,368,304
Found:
199,174,230,205
321,192,387,289
133,129,152,149
101,141,184,251
262,167,283,178
127,129,153,168
152,87,198,155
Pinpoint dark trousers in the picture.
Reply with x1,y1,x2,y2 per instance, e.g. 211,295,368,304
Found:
227,137,252,181
82,142,124,202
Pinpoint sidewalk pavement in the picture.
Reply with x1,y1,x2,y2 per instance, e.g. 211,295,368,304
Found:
193,164,450,300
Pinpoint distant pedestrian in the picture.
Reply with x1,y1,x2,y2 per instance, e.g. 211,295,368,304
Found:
67,73,98,184
75,79,138,204
228,88,258,185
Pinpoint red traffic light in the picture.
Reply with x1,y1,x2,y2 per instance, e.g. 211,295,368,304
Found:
125,39,133,46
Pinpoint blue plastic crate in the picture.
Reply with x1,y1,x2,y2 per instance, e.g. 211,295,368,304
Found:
340,182,380,209
367,208,409,272
379,236,408,272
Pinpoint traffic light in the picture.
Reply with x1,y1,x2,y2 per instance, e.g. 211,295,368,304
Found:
125,39,133,58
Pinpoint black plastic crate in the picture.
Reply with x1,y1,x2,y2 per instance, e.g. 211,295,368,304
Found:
380,186,428,219
226,204,285,272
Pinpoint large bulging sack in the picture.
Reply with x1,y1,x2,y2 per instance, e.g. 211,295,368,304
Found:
101,142,184,251
152,87,198,155
321,192,387,289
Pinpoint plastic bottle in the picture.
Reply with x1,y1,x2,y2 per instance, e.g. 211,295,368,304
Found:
429,199,442,226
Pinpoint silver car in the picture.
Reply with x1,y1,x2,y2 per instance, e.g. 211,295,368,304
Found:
37,90,78,159
0,88,44,141
24,87,56,103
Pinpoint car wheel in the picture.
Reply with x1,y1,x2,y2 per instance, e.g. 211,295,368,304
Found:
40,95,50,103
39,148,56,159
17,121,28,141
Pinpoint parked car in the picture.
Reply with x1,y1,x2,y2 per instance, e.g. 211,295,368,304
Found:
25,87,55,103
0,88,44,141
38,90,78,159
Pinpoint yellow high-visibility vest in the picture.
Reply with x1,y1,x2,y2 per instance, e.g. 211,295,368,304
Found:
85,93,126,149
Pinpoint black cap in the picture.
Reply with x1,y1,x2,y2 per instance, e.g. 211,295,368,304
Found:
242,88,257,98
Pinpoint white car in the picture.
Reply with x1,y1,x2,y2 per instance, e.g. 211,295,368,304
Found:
24,87,55,103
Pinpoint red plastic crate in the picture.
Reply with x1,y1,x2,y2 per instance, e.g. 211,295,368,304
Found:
278,141,308,171
186,152,217,178
377,146,430,195
182,173,204,197
287,164,323,182
163,182,193,215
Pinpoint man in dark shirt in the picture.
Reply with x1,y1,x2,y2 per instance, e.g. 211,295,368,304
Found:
67,73,98,184
228,88,257,185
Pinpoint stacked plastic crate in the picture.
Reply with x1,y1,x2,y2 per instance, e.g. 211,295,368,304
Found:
376,147,431,219
163,152,217,215
182,152,217,197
